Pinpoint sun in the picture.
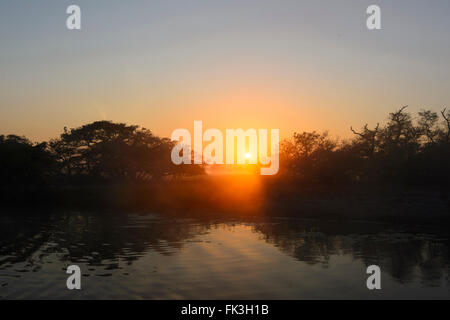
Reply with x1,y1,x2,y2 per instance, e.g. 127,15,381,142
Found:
244,152,252,159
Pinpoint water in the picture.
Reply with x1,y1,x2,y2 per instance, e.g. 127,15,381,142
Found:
0,212,448,299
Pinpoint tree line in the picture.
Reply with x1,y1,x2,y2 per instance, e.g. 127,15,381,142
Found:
0,121,202,187
280,107,450,185
1,106,449,187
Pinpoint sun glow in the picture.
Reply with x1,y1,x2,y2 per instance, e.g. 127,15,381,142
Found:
244,152,252,159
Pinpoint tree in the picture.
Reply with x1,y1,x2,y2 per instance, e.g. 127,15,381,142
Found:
0,135,55,186
279,106,450,185
440,108,450,143
49,121,204,182
417,110,439,145
350,123,380,158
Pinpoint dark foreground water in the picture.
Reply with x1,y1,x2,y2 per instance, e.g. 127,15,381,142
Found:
0,212,449,299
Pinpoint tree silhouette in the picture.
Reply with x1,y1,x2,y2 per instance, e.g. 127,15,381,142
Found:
279,107,450,185
0,135,55,186
0,108,448,190
48,120,203,183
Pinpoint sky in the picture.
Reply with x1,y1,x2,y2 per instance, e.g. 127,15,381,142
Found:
1,0,450,142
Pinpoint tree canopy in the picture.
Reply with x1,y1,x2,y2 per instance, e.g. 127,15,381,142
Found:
1,108,449,187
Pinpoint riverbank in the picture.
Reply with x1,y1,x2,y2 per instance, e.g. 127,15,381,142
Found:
1,177,449,225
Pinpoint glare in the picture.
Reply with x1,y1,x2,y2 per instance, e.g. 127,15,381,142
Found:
245,152,252,159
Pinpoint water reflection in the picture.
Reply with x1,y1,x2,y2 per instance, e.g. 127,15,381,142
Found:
253,220,450,287
0,213,210,271
0,213,448,299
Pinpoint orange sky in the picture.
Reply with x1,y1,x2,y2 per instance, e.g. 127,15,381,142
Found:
1,1,450,142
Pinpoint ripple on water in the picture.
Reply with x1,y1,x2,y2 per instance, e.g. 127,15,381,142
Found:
0,214,448,299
